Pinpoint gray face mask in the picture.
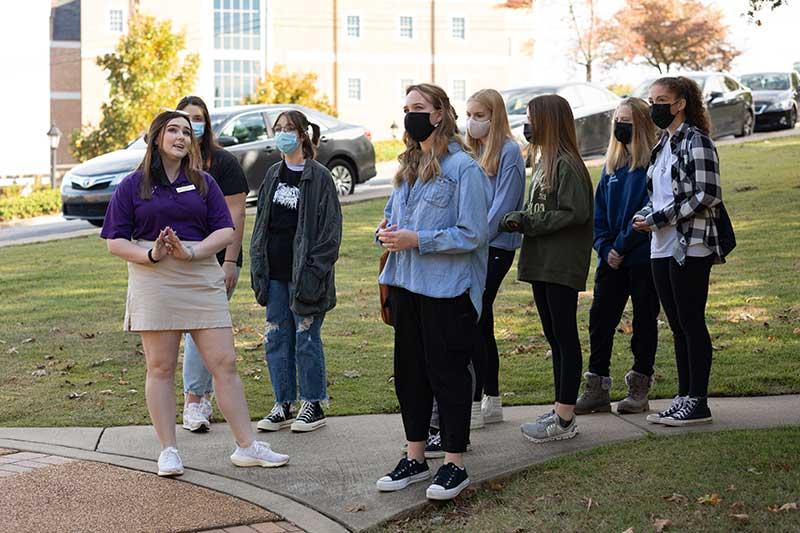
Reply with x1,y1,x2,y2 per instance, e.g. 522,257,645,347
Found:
466,117,491,139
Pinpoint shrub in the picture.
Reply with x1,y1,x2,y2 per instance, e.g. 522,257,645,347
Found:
373,139,405,163
0,188,62,222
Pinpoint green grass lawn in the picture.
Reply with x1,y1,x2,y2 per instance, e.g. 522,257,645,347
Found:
376,427,800,532
0,137,799,427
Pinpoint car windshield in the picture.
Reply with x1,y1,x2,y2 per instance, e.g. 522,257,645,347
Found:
503,88,556,115
209,114,228,133
633,76,707,98
740,73,791,91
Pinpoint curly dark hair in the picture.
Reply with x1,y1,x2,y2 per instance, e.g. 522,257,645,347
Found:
652,76,712,135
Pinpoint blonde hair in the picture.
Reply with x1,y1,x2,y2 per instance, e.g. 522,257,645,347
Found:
395,83,469,187
527,94,589,193
464,88,513,177
605,97,656,174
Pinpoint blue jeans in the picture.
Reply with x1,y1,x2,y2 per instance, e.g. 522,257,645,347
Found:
264,279,327,404
182,268,238,397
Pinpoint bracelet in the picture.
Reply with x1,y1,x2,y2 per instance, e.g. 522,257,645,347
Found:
147,248,159,263
223,259,237,264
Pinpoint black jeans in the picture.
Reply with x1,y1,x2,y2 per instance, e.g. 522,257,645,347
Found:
588,262,660,377
651,256,713,397
390,287,476,453
531,281,582,405
477,247,516,398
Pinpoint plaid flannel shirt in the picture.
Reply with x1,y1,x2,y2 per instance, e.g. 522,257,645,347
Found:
636,123,724,264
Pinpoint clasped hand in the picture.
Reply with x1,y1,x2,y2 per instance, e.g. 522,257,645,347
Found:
150,227,194,261
375,219,419,252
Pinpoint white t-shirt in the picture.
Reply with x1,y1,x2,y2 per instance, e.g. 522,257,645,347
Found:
650,137,712,259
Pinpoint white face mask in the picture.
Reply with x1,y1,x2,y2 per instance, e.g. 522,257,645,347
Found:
466,117,491,139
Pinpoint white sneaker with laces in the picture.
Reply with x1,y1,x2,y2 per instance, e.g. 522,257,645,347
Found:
200,397,213,419
182,402,211,432
158,447,184,476
230,440,290,468
470,401,485,429
481,395,504,424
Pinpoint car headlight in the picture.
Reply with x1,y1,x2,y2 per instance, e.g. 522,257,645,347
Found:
60,171,74,193
768,100,793,111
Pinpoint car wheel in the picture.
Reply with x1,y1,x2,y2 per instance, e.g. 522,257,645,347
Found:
88,219,104,228
328,159,356,196
735,111,754,137
786,107,797,130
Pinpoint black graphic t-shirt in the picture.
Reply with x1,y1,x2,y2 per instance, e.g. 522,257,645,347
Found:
267,162,303,281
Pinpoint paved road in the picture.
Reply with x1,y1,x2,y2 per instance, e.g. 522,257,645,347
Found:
2,124,798,248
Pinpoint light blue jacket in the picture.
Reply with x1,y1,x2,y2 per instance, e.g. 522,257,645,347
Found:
486,139,525,250
379,142,490,318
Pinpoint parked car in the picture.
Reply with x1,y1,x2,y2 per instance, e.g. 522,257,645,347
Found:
633,72,755,139
501,82,621,156
62,104,377,226
739,71,800,131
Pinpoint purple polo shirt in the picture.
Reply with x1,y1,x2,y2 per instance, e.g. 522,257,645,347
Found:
100,170,234,242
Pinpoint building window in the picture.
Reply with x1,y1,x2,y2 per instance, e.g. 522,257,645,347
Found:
214,0,261,51
399,16,413,39
348,78,363,101
453,80,467,101
109,9,124,33
452,17,465,39
214,59,261,108
346,15,360,38
400,78,413,98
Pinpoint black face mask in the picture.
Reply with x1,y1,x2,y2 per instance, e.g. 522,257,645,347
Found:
650,102,677,129
523,122,534,143
613,122,633,144
404,112,437,142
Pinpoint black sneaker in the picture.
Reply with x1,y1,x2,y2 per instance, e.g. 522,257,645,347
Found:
291,400,326,432
660,397,712,426
426,462,470,500
646,395,687,424
376,458,431,492
256,402,294,431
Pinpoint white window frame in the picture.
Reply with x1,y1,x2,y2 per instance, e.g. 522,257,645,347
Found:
451,16,466,40
106,4,127,34
399,16,414,40
345,13,361,39
452,79,467,102
347,77,364,101
214,59,262,108
213,0,264,52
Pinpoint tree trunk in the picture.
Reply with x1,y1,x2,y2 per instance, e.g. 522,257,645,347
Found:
585,60,592,82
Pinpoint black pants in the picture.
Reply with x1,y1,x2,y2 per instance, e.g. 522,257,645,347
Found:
651,256,713,397
476,247,516,398
390,287,475,453
531,281,582,405
588,262,660,377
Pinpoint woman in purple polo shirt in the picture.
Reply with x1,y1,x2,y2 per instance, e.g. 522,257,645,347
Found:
101,110,289,476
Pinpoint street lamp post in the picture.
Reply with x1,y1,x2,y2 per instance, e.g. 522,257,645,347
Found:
47,124,62,189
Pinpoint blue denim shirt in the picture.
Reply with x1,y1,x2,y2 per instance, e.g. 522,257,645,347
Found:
379,142,490,318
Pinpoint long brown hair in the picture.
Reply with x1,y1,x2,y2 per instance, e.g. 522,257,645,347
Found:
527,94,589,192
464,88,513,177
176,95,220,171
272,109,321,160
651,76,712,135
395,83,469,187
605,97,656,174
138,111,206,199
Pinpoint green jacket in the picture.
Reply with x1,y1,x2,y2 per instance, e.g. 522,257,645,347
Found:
250,159,342,316
501,157,593,291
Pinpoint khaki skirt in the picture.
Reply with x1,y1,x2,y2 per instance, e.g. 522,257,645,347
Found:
124,240,232,332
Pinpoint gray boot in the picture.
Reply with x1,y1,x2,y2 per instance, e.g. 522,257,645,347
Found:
616,370,652,414
575,372,612,415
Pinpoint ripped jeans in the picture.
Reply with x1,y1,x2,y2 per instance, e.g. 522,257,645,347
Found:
264,279,328,404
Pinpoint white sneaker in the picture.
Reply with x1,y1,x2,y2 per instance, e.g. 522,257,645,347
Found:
157,447,184,476
182,402,211,432
200,397,213,419
230,440,290,468
470,401,485,430
481,395,504,424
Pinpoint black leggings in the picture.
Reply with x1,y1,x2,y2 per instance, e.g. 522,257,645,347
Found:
651,256,713,397
476,247,516,398
531,281,582,405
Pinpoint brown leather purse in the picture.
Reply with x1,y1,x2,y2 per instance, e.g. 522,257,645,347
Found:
379,250,393,326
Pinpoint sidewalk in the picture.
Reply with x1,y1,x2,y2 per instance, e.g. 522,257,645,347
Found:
1,395,798,532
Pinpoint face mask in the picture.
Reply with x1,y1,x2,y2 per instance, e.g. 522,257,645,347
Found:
275,131,300,154
404,112,437,142
650,102,677,129
466,117,491,139
523,122,534,144
613,122,633,144
191,121,205,138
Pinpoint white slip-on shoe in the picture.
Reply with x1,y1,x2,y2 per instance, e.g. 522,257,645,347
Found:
230,440,290,468
157,447,184,476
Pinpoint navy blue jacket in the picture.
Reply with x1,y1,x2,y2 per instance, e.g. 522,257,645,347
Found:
593,164,650,267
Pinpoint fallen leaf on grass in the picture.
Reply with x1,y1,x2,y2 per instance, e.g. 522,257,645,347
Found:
662,493,689,504
653,518,672,532
344,503,366,513
697,494,722,506
90,358,113,367
67,391,87,399
99,389,113,395
487,480,505,492
746,467,763,475
729,513,749,523
617,320,634,334
22,337,35,344
128,389,138,394
343,370,361,379
7,347,18,354
79,332,96,339
31,369,47,377
50,327,61,333
622,528,635,533
770,502,799,512
730,501,745,511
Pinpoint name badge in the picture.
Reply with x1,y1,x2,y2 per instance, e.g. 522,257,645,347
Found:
176,184,196,193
